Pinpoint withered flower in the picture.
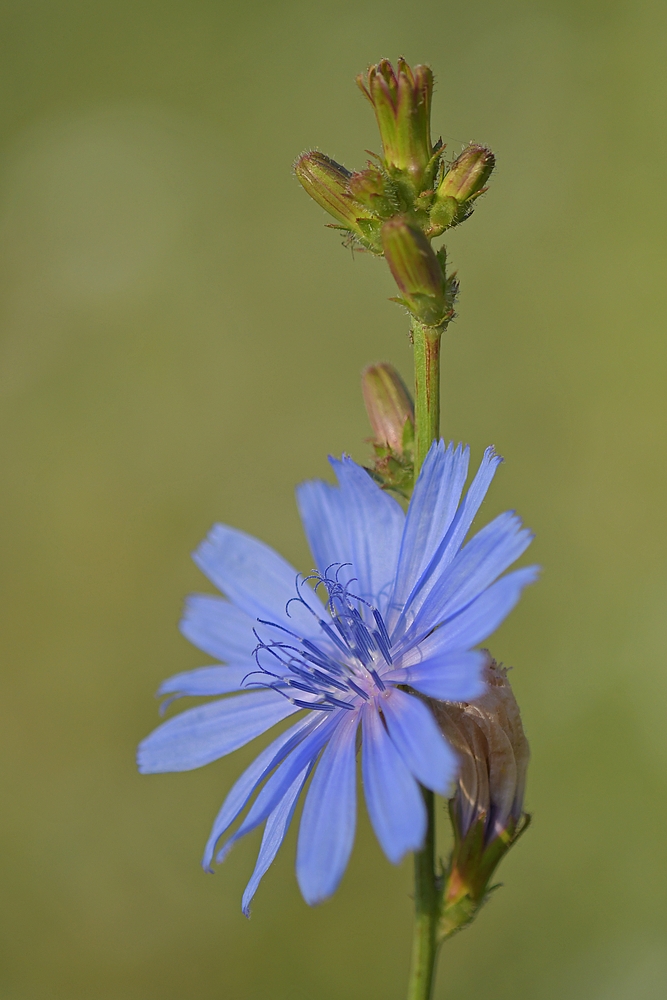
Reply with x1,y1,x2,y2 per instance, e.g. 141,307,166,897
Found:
430,657,531,938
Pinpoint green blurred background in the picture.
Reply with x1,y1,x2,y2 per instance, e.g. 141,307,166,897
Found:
1,1,666,997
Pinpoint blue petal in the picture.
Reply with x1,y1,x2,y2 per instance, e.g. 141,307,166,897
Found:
392,566,538,668
241,764,312,917
388,441,469,629
392,446,502,640
296,711,358,905
137,690,298,774
298,458,405,613
329,457,404,609
179,594,257,663
157,665,251,712
434,445,504,569
381,689,458,795
193,525,325,636
386,651,487,701
217,712,341,859
403,511,533,646
429,566,540,653
296,479,351,578
202,714,320,871
361,704,426,864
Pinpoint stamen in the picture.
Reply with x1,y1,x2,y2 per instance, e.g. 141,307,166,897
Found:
349,615,376,664
347,679,370,701
251,570,396,707
372,609,393,664
317,619,351,656
255,619,301,641
283,661,319,684
242,669,281,686
369,668,386,692
286,679,320,695
300,638,346,674
309,668,351,693
291,698,336,712
322,694,356,711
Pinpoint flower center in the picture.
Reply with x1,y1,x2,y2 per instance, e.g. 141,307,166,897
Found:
248,566,393,712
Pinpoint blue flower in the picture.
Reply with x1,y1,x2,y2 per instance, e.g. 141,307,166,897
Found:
138,441,537,912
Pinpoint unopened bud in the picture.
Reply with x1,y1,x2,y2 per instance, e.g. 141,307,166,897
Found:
347,166,396,219
362,363,414,454
294,151,381,252
430,657,531,939
430,145,495,232
438,144,495,202
357,58,435,190
381,217,456,328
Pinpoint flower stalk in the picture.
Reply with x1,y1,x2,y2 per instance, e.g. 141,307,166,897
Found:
408,789,441,1000
407,321,443,1000
412,319,441,475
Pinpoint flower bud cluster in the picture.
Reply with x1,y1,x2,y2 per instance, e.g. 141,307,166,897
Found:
429,657,531,939
294,58,495,330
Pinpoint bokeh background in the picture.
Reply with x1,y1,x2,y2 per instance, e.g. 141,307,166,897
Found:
2,1,666,998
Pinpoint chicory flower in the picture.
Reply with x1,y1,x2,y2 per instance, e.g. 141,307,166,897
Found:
138,441,537,912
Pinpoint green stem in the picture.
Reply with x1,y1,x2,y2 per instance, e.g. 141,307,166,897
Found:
412,319,442,474
407,790,441,1000
407,318,444,1000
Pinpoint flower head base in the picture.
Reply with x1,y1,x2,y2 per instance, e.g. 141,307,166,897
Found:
362,363,414,496
357,58,436,192
431,658,531,939
138,442,537,914
382,218,458,328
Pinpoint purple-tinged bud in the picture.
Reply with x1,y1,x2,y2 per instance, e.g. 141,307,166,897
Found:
381,217,456,328
361,362,415,497
438,144,495,202
362,362,414,454
294,151,382,253
430,657,531,939
430,145,495,232
357,58,435,190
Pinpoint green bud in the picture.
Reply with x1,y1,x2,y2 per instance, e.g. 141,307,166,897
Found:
430,658,531,940
362,362,414,453
381,217,456,328
294,151,382,252
357,58,435,190
430,145,495,232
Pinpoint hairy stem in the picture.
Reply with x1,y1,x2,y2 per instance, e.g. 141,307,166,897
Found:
412,319,442,475
407,790,441,1000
